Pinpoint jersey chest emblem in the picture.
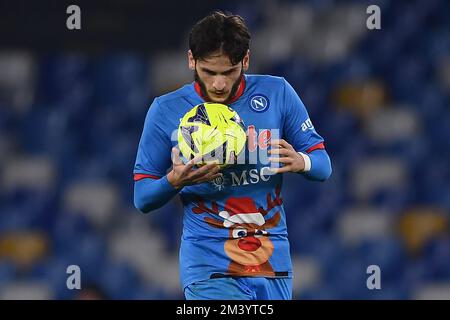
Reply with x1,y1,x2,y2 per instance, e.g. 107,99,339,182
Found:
249,94,270,112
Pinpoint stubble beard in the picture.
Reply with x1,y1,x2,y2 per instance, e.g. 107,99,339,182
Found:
194,69,243,105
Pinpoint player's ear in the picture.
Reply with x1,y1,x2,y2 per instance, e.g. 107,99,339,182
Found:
188,50,195,70
242,50,250,71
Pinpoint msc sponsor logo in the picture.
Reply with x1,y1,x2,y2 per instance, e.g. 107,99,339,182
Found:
230,166,273,186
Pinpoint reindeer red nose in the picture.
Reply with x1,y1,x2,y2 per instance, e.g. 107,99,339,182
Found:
238,237,261,251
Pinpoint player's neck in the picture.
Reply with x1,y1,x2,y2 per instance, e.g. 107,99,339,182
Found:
194,75,246,104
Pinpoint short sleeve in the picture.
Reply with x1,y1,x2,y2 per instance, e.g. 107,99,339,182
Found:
282,79,324,153
133,98,173,178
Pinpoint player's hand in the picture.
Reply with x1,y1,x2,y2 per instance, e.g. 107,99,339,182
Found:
167,147,223,189
268,139,305,174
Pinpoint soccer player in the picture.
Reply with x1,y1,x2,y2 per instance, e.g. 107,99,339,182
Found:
134,11,332,300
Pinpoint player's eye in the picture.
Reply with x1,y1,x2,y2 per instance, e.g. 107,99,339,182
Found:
223,70,236,76
254,229,267,238
232,228,247,238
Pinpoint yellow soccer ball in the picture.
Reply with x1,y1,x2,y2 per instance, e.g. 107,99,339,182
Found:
178,103,247,167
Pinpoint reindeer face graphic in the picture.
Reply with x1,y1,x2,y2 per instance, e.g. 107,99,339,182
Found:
224,225,274,267
192,187,283,276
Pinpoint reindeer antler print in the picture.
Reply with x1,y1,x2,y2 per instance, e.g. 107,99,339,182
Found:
192,199,219,214
192,199,226,229
258,186,283,216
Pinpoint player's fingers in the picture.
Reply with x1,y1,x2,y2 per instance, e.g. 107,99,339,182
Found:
268,148,292,156
181,155,203,174
196,163,219,174
278,139,293,150
171,147,183,166
194,172,223,184
269,165,291,174
206,167,222,178
269,139,279,147
270,139,294,150
268,157,292,164
197,170,223,182
209,173,223,180
192,154,204,164
189,163,218,179
180,162,195,176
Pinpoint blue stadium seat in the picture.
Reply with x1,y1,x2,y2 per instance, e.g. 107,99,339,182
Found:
29,257,77,300
0,261,16,287
356,238,407,281
37,54,92,108
91,53,149,113
98,261,140,300
423,237,450,280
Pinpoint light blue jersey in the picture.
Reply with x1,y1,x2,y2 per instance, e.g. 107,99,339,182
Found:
134,74,326,291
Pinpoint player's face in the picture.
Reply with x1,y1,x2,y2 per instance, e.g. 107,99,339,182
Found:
189,50,249,104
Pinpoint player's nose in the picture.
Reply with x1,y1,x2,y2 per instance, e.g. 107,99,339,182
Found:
212,76,226,91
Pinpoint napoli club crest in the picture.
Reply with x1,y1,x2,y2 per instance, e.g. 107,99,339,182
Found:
249,94,269,112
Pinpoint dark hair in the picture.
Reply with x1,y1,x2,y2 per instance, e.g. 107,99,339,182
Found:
189,11,251,65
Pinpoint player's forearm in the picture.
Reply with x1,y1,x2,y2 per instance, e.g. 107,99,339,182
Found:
134,175,180,213
300,149,332,181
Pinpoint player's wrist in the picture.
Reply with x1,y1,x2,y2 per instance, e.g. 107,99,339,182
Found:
167,171,184,190
297,152,311,172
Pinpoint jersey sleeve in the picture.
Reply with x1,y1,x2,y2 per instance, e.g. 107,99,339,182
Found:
133,98,173,179
282,79,325,153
